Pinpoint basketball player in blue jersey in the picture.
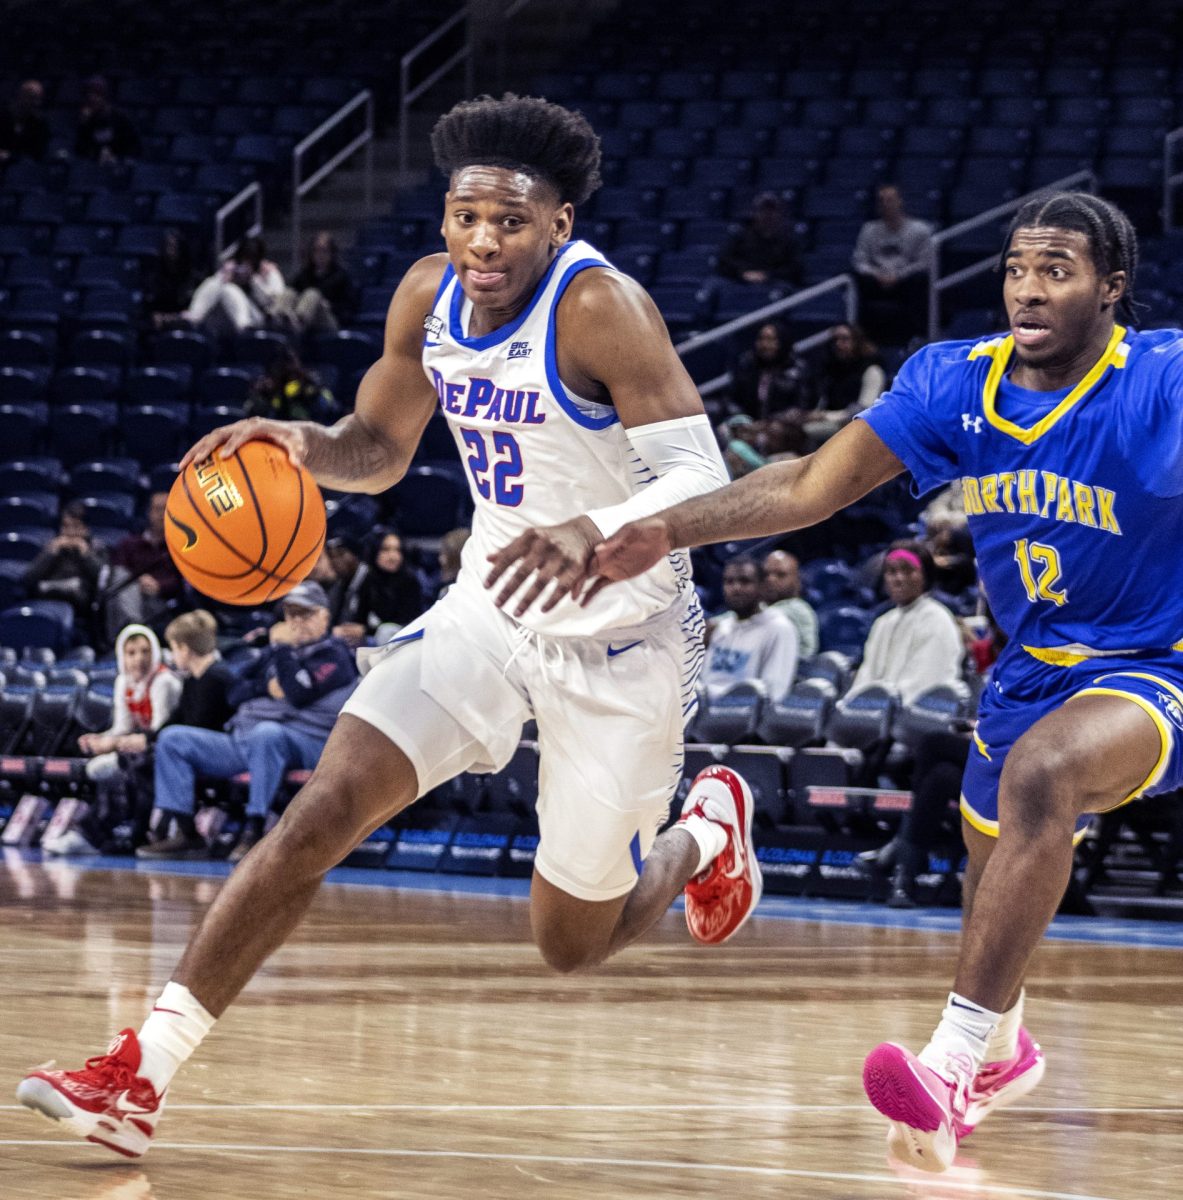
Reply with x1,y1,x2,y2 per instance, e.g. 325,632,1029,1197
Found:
16,95,764,1158
500,191,1183,1173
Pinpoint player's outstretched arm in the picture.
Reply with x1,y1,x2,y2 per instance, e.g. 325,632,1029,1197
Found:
486,270,726,615
179,257,446,494
587,420,906,590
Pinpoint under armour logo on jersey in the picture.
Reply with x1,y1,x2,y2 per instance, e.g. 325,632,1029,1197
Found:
962,414,984,434
507,340,532,360
423,314,444,338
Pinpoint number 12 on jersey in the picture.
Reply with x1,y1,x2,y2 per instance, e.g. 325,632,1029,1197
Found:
461,428,524,506
1014,538,1068,606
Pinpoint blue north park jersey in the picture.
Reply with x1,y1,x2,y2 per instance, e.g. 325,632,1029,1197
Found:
860,326,1183,661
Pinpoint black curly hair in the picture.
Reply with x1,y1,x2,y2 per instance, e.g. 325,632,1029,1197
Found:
431,93,602,207
999,191,1139,322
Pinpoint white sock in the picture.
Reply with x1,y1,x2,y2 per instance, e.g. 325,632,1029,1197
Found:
678,812,728,876
136,981,216,1093
984,989,1024,1064
919,991,1003,1082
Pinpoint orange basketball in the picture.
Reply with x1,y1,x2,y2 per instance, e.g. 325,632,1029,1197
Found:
164,440,326,605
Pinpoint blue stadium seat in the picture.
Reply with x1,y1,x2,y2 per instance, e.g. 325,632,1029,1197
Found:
231,134,282,166
72,256,136,291
0,459,63,493
233,329,291,371
53,225,110,256
117,224,170,258
190,404,239,438
154,193,213,229
390,467,472,538
0,601,73,654
0,528,50,562
51,367,119,404
826,683,899,752
195,366,253,406
121,403,192,462
0,330,53,368
193,162,255,196
49,403,118,466
67,330,133,369
69,460,142,498
150,329,214,372
76,488,136,524
0,494,57,531
0,368,48,402
0,404,48,459
126,365,191,406
310,331,380,376
818,605,873,659
5,257,59,288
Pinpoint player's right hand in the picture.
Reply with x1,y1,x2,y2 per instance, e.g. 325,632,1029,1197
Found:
580,516,674,606
179,416,309,472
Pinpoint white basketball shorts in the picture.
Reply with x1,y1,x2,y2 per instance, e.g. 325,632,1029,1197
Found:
342,578,705,901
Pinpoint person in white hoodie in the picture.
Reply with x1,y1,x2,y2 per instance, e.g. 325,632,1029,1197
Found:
850,541,963,703
44,624,182,856
77,624,181,782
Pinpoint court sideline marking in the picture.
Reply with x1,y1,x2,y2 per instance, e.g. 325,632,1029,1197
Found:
0,1139,1128,1199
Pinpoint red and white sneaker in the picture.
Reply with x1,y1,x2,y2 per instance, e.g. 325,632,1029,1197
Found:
679,765,763,945
16,1028,165,1158
957,1026,1045,1140
863,1042,971,1173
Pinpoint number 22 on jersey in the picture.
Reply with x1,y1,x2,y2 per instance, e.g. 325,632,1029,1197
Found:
461,428,524,507
1014,539,1067,606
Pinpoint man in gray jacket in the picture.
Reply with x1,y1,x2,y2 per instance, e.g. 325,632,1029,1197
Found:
138,581,359,863
852,184,933,344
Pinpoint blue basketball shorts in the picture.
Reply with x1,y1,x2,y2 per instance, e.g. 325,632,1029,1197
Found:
961,647,1183,838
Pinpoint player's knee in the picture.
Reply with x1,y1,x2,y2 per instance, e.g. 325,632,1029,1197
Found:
533,928,606,975
999,742,1076,831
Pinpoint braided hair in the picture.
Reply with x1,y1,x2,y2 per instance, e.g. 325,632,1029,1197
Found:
999,191,1139,322
431,93,602,207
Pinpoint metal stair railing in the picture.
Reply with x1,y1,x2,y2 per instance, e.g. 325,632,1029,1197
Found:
399,7,473,177
674,274,858,397
291,89,375,270
1164,127,1183,232
926,170,1095,340
214,183,263,262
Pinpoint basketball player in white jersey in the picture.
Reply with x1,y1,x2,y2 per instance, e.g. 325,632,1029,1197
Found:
17,95,763,1158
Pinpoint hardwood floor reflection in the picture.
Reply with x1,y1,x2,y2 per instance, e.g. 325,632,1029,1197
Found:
1,855,1180,1199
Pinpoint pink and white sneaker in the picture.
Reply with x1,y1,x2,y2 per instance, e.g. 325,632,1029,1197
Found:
678,765,763,945
16,1028,166,1158
862,1042,971,1173
958,1026,1045,1140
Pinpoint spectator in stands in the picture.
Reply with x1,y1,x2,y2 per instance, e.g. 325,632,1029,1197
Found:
145,228,197,330
762,549,818,659
851,183,932,344
137,581,358,863
280,231,358,334
325,532,369,644
849,540,963,703
355,528,425,640
717,192,803,287
43,625,181,858
47,611,234,857
804,323,887,446
860,729,971,908
436,526,470,600
703,555,799,700
104,492,184,643
307,544,345,622
729,321,813,422
245,349,340,425
184,236,286,338
0,79,49,164
74,75,140,163
23,501,105,640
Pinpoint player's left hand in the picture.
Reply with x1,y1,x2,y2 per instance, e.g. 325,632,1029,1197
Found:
485,515,601,617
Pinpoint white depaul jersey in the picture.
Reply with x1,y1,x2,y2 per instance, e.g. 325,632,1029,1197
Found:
421,240,692,637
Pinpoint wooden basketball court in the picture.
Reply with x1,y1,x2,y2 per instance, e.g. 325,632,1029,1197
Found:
1,854,1180,1200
